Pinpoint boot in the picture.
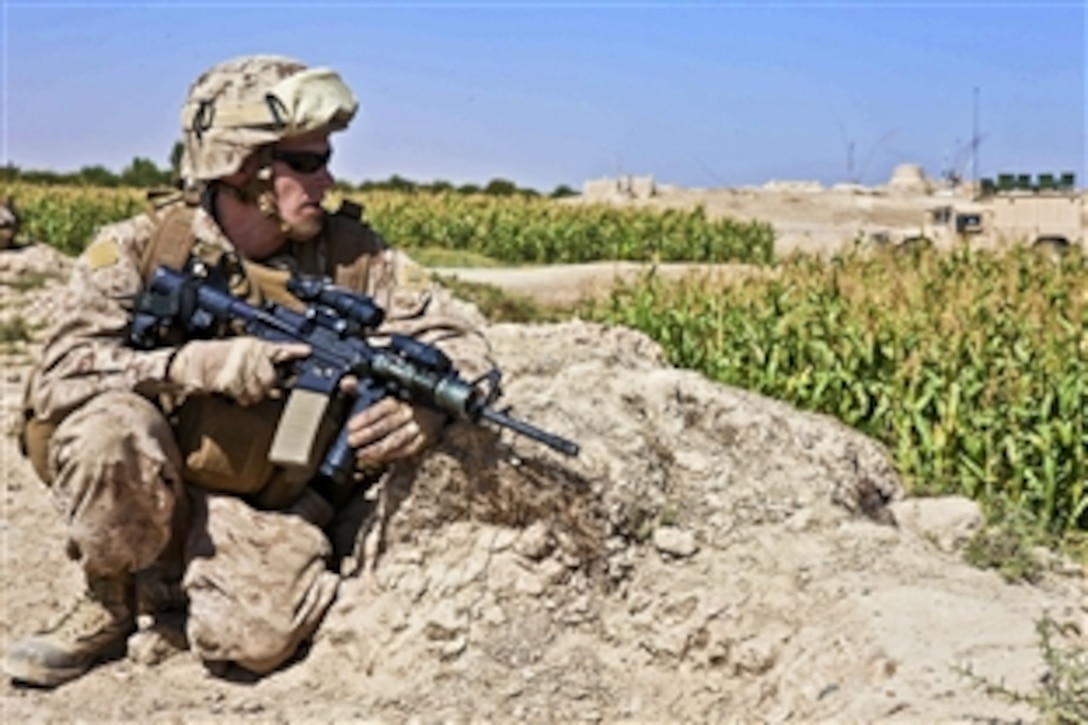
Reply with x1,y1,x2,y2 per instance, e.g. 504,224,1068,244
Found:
4,575,136,687
135,566,188,616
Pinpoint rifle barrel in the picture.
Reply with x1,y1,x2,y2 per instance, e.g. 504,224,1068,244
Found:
479,407,580,457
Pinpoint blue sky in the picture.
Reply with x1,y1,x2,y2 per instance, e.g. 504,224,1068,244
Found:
1,1,1084,192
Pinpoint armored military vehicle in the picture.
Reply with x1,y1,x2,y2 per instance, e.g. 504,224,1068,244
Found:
872,172,1084,255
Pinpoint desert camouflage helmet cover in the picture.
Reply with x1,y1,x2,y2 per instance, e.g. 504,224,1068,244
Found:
180,54,359,182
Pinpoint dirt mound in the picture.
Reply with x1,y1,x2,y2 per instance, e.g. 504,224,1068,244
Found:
886,163,930,194
1,244,1084,721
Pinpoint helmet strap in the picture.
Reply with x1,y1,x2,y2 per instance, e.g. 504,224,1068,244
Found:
216,148,282,224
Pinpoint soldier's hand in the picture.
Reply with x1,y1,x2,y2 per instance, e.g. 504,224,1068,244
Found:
343,391,446,467
168,337,311,406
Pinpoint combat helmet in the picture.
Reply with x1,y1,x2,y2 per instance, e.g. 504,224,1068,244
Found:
179,54,358,187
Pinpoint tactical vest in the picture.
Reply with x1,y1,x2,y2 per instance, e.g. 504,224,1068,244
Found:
20,191,383,509
137,189,377,308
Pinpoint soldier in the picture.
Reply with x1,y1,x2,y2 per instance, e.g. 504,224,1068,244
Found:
5,54,491,686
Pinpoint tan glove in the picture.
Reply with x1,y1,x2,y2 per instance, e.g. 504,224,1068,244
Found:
168,337,311,406
342,387,447,467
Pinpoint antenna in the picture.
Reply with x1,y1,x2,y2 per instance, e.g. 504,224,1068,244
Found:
856,130,897,185
945,134,988,187
695,158,729,186
972,86,981,187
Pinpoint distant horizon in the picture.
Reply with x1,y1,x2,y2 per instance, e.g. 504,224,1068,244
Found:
3,2,1084,192
3,157,1080,195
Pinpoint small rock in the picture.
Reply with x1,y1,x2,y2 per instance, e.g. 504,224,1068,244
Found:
479,603,507,626
489,528,520,553
648,626,690,658
733,634,779,676
867,653,898,683
393,547,425,566
515,571,547,596
234,699,265,715
127,625,187,666
604,536,628,554
888,496,982,552
538,558,569,586
440,635,467,660
424,600,467,641
515,521,554,561
786,508,813,532
653,526,699,558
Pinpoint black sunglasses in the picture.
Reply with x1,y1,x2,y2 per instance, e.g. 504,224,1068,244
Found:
271,149,332,174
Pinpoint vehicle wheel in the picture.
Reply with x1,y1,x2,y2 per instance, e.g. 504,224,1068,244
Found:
867,231,892,247
1032,236,1070,260
895,236,933,256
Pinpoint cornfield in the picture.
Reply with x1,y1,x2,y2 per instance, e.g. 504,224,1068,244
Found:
2,185,147,256
357,190,774,264
0,183,774,264
588,247,1088,539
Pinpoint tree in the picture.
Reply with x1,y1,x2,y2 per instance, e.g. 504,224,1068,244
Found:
120,156,171,188
169,141,185,179
78,165,119,187
483,178,519,196
385,174,416,192
19,170,63,185
427,180,455,194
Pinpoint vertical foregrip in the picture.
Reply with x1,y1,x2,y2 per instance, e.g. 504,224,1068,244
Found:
317,379,387,488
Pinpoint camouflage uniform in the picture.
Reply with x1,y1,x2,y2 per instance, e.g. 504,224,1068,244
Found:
19,192,491,675
7,52,494,683
0,196,19,249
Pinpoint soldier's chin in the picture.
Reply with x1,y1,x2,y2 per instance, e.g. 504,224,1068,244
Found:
284,217,324,242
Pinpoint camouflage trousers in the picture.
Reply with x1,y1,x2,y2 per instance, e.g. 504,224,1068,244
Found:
48,390,340,674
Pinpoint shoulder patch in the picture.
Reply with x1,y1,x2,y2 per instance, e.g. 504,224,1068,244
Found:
84,239,120,270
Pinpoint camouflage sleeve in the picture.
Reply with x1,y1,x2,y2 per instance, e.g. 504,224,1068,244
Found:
29,218,178,422
364,248,496,382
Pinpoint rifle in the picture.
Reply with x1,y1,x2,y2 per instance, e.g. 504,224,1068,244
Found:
128,259,579,496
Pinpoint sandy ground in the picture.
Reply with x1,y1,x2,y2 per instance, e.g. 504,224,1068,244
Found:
430,261,769,307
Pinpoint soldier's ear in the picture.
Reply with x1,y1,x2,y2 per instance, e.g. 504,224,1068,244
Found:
222,152,263,187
